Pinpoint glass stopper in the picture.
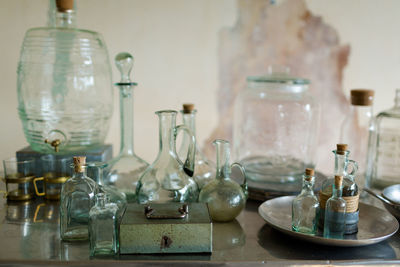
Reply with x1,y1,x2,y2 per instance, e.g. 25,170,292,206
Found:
115,52,134,83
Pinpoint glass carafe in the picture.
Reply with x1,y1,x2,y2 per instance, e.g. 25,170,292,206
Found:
178,104,215,189
136,110,199,203
366,89,400,189
17,0,113,153
106,53,149,202
199,139,247,222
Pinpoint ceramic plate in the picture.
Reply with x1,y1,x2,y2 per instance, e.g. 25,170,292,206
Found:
258,196,399,247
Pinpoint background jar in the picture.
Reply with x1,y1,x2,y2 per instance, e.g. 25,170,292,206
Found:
233,69,320,184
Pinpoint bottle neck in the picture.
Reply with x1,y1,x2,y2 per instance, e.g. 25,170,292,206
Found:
55,11,76,28
95,194,106,208
349,104,373,127
180,111,197,154
157,111,177,157
332,185,343,198
214,140,230,180
333,151,349,177
119,85,135,156
72,167,87,179
301,176,315,194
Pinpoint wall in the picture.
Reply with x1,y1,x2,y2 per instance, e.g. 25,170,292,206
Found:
0,0,399,167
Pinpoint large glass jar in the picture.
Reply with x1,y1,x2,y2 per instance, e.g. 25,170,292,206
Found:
233,68,320,184
17,0,113,153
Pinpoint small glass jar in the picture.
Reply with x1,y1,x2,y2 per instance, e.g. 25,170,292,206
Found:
2,158,35,201
233,67,320,184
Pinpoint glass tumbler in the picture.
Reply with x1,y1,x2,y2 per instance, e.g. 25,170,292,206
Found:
3,158,35,201
33,155,71,200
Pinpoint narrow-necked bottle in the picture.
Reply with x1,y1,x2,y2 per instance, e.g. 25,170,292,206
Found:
60,156,97,241
106,53,149,202
323,175,347,239
89,193,119,256
179,104,214,189
292,168,319,234
136,110,198,203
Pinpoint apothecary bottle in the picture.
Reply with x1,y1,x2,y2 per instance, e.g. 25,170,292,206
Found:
323,175,346,239
366,89,400,189
199,139,247,222
89,193,119,256
178,104,214,189
136,110,199,203
60,157,97,241
292,168,319,234
106,53,149,202
17,0,113,153
233,66,320,184
340,89,374,188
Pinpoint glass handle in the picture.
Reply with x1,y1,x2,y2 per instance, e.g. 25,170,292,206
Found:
347,160,358,179
174,125,196,177
231,162,248,200
33,177,45,196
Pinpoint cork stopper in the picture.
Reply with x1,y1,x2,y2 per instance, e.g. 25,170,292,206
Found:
350,89,374,106
334,175,343,189
56,0,74,12
305,168,314,176
73,156,86,173
183,103,195,114
336,144,348,155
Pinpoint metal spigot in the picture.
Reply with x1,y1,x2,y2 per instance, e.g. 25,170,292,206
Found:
44,139,61,152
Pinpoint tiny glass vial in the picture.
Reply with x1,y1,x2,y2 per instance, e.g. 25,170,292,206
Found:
89,193,119,256
60,156,97,241
323,175,347,239
292,168,319,234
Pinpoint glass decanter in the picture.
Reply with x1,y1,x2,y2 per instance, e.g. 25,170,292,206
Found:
292,168,319,234
199,139,247,222
340,89,374,188
366,89,400,189
178,103,214,189
136,110,198,203
323,175,347,239
60,157,97,241
87,162,127,221
320,144,358,198
17,0,113,153
106,52,149,202
89,193,119,256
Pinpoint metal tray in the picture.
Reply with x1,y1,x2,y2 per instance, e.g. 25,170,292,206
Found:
258,196,399,247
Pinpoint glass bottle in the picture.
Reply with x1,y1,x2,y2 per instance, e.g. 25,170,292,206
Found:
89,193,119,256
136,110,199,203
292,168,319,234
323,175,347,239
199,139,247,222
106,52,149,202
87,162,127,221
60,156,97,241
178,104,214,189
17,0,113,153
320,144,358,198
366,89,400,189
340,89,374,188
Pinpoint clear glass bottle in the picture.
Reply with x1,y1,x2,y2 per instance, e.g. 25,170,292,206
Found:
292,168,319,234
106,53,149,202
60,156,97,241
179,104,214,189
17,0,113,153
323,175,347,239
87,162,127,221
199,139,247,222
320,144,358,198
233,67,320,184
366,89,400,189
340,89,374,188
136,110,199,203
89,193,119,256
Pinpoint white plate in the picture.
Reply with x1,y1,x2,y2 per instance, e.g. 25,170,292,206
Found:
258,196,399,247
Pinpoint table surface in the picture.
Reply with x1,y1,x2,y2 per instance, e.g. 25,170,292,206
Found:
0,195,400,266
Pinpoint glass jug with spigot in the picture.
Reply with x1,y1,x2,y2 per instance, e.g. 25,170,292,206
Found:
136,110,199,203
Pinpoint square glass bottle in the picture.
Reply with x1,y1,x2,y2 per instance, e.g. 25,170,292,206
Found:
60,156,98,241
89,193,119,256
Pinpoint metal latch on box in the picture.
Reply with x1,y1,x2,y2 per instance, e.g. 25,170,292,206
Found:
144,204,189,219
